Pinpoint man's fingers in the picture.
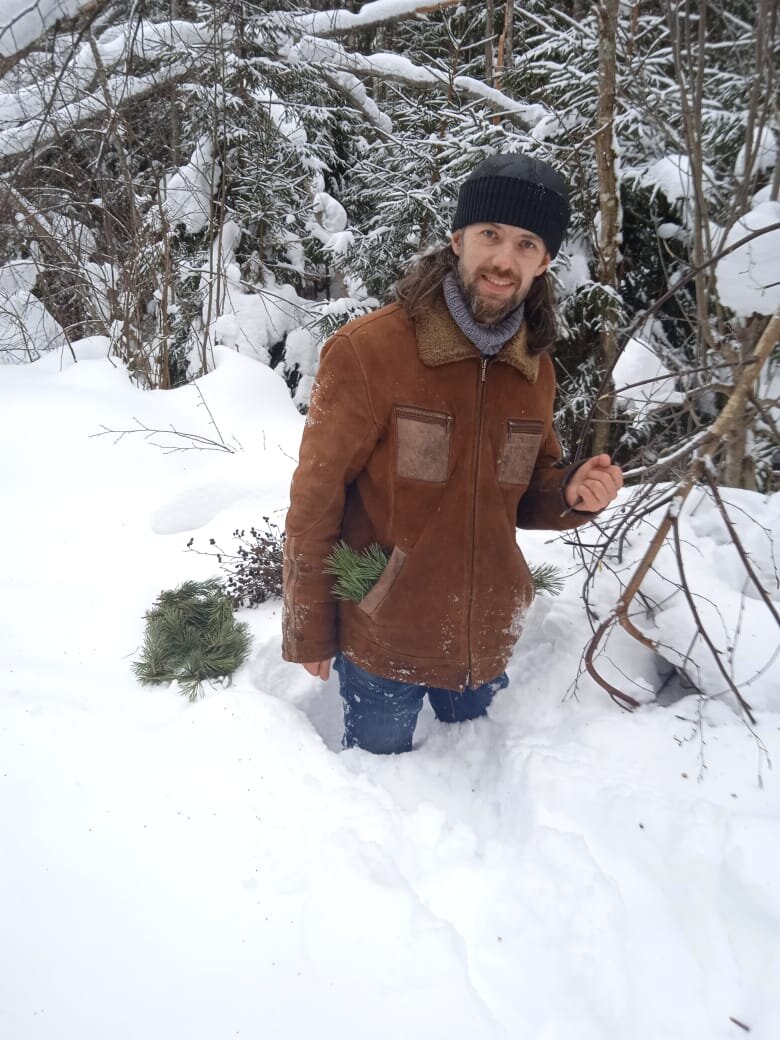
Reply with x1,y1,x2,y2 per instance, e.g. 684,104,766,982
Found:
567,457,623,510
302,660,332,680
592,453,613,469
579,467,622,508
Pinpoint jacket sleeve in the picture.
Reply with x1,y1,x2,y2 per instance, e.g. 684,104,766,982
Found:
282,333,381,664
516,426,596,531
516,354,599,532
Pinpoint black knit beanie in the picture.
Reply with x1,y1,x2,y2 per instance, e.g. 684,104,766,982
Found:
451,154,571,258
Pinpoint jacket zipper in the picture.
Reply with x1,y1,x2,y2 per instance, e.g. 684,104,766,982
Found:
465,356,489,689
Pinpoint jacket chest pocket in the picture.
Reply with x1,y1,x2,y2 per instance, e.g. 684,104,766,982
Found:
498,419,544,485
395,406,453,483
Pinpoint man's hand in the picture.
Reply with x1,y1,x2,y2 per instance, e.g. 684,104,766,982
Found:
564,454,623,512
303,660,332,681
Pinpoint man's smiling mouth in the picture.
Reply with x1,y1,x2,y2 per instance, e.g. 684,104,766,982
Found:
482,274,514,289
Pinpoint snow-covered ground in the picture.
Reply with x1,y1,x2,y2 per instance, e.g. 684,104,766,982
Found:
1,344,779,1040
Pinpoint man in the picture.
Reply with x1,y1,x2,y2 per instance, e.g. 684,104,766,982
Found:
282,154,622,754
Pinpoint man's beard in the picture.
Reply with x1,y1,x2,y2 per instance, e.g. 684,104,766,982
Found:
456,262,525,325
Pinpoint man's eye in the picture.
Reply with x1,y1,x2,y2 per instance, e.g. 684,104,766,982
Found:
520,240,537,250
481,229,497,239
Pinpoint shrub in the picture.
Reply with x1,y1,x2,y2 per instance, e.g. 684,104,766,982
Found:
187,519,284,608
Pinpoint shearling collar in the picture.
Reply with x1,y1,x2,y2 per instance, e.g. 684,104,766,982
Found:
414,292,540,383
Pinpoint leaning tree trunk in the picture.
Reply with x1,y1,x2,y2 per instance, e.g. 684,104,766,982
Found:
722,316,765,490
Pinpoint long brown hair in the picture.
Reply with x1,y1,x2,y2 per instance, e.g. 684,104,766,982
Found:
394,245,558,355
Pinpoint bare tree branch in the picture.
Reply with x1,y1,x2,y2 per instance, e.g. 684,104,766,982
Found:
703,474,780,630
669,513,757,723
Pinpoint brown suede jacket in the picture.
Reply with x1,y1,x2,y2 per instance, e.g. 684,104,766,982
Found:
282,295,594,690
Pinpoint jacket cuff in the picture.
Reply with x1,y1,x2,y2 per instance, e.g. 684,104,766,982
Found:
560,461,603,517
282,639,338,665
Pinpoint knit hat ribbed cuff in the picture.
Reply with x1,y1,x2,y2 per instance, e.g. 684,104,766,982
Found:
451,156,571,258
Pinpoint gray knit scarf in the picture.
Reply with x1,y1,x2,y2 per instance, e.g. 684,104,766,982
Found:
443,271,525,356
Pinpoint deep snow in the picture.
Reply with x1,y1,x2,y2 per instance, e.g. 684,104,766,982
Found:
1,344,779,1040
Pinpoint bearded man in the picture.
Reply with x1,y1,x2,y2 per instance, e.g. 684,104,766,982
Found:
282,154,622,754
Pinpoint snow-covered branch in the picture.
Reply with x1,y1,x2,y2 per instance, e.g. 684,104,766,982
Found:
0,0,92,60
0,57,194,159
292,0,462,38
0,0,106,75
323,70,394,133
0,19,220,132
284,35,548,127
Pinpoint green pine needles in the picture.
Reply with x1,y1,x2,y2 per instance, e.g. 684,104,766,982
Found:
324,542,564,601
530,563,565,597
324,541,389,602
133,579,252,701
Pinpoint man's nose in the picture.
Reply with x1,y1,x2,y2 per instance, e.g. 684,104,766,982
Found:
491,242,515,271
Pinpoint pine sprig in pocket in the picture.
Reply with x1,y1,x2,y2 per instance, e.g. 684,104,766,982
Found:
324,541,389,602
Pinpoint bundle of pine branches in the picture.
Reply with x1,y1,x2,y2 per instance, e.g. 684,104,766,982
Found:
134,579,252,701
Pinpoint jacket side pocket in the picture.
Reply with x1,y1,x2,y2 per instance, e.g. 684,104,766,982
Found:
498,419,544,485
358,546,407,618
395,406,452,483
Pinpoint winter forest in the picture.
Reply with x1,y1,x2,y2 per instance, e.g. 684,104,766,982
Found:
1,1,780,1038
1,0,777,451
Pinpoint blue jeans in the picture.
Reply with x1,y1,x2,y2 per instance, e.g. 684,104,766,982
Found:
334,652,509,754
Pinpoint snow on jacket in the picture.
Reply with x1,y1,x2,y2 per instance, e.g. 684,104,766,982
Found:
282,295,593,691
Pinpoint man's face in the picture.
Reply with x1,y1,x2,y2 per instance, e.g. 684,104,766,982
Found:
451,222,550,325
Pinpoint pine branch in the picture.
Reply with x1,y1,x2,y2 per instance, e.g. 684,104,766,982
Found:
531,563,565,597
133,579,252,701
324,541,389,601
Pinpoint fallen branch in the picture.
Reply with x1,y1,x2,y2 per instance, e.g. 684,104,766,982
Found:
704,474,780,629
669,514,756,723
584,309,780,715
